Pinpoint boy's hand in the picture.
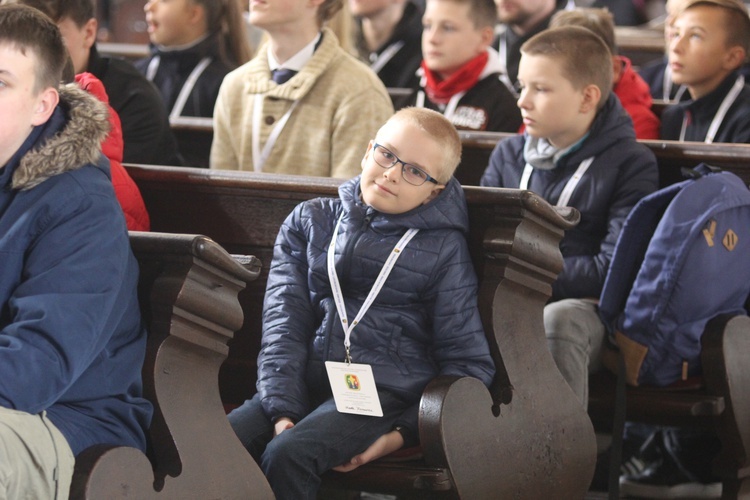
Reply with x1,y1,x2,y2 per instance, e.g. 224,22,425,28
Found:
274,417,294,437
332,430,404,472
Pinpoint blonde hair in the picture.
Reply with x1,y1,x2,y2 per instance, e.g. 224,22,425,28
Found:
317,0,344,26
521,26,613,109
383,107,461,183
550,8,617,55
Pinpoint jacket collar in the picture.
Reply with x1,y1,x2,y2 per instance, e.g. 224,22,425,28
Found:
241,27,342,101
9,84,109,191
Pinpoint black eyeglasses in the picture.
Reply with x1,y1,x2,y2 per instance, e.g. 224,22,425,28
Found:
372,143,440,186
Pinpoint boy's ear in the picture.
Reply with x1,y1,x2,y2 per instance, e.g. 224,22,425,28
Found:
723,45,747,72
478,25,494,48
31,87,60,127
422,184,445,205
579,84,602,114
188,1,207,26
82,18,98,50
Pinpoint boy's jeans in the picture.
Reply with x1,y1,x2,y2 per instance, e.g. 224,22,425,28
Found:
228,391,408,500
544,298,606,409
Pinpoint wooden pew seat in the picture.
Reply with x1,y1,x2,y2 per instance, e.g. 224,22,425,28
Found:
124,164,597,498
70,231,273,499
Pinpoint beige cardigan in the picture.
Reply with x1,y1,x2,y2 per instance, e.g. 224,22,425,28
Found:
210,29,394,179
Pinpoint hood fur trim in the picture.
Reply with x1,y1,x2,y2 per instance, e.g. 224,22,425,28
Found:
12,84,110,191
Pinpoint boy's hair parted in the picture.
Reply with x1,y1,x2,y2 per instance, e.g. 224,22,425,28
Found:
676,0,750,62
521,25,613,109
0,3,66,93
384,107,462,183
190,0,252,66
550,7,617,55
426,0,497,29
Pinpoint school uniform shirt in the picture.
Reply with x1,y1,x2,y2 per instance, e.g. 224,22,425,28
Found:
615,56,660,140
210,28,394,178
257,175,495,446
660,72,750,143
87,46,182,166
399,48,522,133
355,1,423,89
481,94,659,301
135,33,235,119
0,85,152,456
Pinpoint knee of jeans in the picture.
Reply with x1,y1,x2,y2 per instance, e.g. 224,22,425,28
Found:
543,301,581,342
262,430,301,471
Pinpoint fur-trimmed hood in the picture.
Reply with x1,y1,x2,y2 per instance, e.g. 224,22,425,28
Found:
12,84,110,191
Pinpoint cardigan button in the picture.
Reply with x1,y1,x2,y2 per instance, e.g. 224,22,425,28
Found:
264,116,276,125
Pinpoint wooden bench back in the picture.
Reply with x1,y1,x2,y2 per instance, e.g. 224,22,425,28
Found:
125,164,599,497
71,231,272,499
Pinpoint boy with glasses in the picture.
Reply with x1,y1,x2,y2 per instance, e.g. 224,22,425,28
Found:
227,107,495,500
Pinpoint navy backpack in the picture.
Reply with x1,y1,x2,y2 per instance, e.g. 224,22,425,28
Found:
598,165,750,387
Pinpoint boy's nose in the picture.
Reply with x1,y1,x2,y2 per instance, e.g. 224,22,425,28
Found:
383,164,402,183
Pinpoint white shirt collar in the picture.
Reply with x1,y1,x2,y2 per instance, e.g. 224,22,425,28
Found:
268,32,321,72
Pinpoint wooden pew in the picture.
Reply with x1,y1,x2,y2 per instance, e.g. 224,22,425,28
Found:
70,231,273,499
454,131,750,188
124,164,597,498
170,116,214,169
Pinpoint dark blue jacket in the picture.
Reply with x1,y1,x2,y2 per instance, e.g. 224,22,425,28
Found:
0,86,152,456
481,94,659,300
661,72,750,144
257,176,495,443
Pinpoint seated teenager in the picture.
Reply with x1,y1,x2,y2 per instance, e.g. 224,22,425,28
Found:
10,0,182,166
210,0,393,178
480,26,658,408
550,7,661,140
227,107,495,500
0,5,152,497
350,0,423,89
659,0,750,143
395,0,522,133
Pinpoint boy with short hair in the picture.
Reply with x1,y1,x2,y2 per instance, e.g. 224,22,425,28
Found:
227,107,495,499
660,0,750,143
481,26,658,407
0,4,152,497
210,0,393,178
550,7,661,140
395,0,522,132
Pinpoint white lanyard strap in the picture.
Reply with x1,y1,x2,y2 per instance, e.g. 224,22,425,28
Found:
169,57,212,121
370,41,404,74
416,90,425,108
680,75,744,143
520,156,595,207
327,215,418,363
414,91,465,121
252,94,300,172
146,55,160,81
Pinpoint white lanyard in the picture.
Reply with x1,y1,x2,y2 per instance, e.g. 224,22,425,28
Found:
252,94,300,172
662,66,688,103
415,91,466,121
370,41,404,74
520,156,595,207
679,75,744,144
146,55,213,120
327,214,418,363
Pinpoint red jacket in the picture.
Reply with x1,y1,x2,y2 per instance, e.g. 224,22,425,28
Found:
75,73,150,231
615,57,661,140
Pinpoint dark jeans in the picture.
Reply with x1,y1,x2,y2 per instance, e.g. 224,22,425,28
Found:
228,392,408,500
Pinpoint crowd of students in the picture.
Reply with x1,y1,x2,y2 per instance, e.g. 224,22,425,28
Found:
0,0,749,498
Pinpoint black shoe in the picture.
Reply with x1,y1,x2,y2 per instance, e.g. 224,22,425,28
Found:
619,446,721,499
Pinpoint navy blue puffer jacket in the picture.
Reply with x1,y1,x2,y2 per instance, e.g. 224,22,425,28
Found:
257,176,495,441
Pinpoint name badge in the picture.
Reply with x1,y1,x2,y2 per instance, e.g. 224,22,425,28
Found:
325,361,383,417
